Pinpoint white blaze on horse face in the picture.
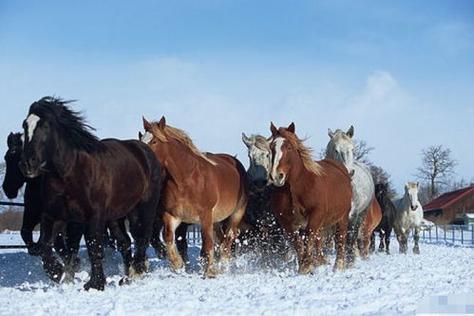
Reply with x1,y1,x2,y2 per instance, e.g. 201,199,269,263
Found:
271,137,285,182
406,183,420,210
141,131,154,144
26,114,40,143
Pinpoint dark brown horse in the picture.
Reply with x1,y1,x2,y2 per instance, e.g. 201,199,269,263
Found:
141,117,248,277
358,197,382,259
371,183,396,254
20,97,161,290
269,122,352,273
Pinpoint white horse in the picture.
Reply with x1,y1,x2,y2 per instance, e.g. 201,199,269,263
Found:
393,182,424,254
326,126,375,264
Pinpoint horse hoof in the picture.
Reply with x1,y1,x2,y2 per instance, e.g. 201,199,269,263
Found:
204,267,219,279
170,260,184,272
84,278,105,291
119,276,132,286
333,260,345,272
413,248,420,255
28,243,42,256
298,264,315,275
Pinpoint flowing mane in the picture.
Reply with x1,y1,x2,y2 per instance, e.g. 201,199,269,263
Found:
28,96,104,153
283,131,323,176
150,122,217,166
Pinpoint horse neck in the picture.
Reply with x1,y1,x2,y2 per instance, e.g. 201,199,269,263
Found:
159,141,204,181
286,152,313,193
49,136,79,179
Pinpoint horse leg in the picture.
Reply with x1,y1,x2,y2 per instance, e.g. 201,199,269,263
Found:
39,214,65,283
378,229,386,252
345,215,357,267
54,232,68,260
413,226,420,254
163,212,184,271
63,222,84,283
299,226,319,275
130,203,156,277
83,219,106,291
369,231,376,254
201,217,218,278
109,219,133,284
385,227,392,255
314,229,328,266
334,219,348,271
219,205,246,266
21,203,42,256
176,223,189,264
151,212,167,259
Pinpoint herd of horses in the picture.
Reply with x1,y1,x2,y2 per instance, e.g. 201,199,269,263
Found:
2,96,426,291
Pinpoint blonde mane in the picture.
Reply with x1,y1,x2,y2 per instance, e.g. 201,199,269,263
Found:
150,122,217,166
283,132,324,176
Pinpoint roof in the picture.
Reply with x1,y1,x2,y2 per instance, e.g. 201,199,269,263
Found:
465,213,474,219
424,186,474,212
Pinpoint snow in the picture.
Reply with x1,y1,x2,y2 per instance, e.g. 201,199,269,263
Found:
0,233,473,315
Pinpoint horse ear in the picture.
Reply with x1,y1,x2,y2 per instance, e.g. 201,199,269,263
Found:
270,122,278,136
7,133,13,147
142,116,152,131
242,133,252,147
138,131,143,140
158,116,166,129
347,125,354,138
287,122,295,133
328,128,335,139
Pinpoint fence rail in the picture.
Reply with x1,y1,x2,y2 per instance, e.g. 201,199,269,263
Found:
419,224,474,246
1,200,472,248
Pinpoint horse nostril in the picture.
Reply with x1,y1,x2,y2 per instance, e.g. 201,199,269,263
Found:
278,173,284,180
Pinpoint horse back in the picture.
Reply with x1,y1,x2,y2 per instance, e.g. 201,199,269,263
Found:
69,139,160,220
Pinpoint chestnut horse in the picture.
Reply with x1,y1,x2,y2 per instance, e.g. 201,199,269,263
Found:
141,117,248,277
269,123,352,273
357,198,382,259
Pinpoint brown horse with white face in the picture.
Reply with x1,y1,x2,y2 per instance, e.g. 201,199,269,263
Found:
269,122,352,273
141,117,248,277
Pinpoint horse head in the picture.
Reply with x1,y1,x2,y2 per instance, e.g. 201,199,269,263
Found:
2,132,25,198
242,133,272,190
20,96,100,178
405,182,420,211
326,126,355,173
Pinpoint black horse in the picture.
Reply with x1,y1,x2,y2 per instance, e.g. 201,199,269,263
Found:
2,132,74,258
20,97,162,291
370,183,396,254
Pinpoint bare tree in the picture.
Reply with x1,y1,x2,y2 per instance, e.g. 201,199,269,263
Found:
353,139,374,164
416,145,457,199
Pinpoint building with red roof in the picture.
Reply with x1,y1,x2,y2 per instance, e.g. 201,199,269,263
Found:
423,186,474,225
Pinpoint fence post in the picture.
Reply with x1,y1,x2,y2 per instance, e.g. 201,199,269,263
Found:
452,227,455,243
472,224,474,245
429,227,431,242
444,225,447,243
461,225,464,244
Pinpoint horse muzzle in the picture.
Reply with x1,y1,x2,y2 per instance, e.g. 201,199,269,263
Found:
411,205,418,211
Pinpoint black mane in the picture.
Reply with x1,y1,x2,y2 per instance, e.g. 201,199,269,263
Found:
29,96,104,153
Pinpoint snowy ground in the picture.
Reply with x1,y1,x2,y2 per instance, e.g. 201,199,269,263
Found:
0,232,473,315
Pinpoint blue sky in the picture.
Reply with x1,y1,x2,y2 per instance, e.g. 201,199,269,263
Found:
0,0,473,194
